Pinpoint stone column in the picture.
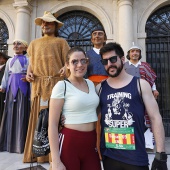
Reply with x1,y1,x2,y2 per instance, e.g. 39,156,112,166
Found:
13,0,32,43
118,0,133,54
112,0,118,42
138,32,147,61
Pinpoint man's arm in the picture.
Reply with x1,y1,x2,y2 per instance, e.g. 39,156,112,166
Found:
96,83,102,160
140,79,165,152
96,83,101,94
140,79,167,170
26,64,34,82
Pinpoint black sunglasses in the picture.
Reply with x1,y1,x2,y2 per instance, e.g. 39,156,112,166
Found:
101,56,117,65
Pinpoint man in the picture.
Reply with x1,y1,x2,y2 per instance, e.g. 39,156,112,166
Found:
96,42,167,170
24,11,70,163
124,44,159,149
86,28,108,86
124,43,159,99
0,52,10,125
86,28,108,160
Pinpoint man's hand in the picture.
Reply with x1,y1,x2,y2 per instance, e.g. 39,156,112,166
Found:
59,114,65,127
0,88,5,93
151,158,168,170
26,72,34,82
151,152,168,170
153,90,159,99
59,66,66,77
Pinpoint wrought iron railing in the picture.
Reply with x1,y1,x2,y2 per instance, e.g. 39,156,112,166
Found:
146,5,170,136
58,10,104,51
0,43,8,53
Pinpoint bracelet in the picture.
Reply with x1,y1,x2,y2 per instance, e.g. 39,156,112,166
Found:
155,152,167,161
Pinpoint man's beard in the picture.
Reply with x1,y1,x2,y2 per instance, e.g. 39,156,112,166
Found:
106,60,124,78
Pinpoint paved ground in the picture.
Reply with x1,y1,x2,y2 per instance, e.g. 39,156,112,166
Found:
0,137,170,170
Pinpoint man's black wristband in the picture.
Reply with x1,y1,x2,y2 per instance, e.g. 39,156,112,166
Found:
155,152,167,161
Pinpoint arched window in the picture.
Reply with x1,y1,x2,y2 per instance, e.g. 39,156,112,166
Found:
0,19,9,53
58,10,104,51
145,5,170,136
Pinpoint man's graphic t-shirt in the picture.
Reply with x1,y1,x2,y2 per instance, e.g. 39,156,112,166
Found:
100,77,149,166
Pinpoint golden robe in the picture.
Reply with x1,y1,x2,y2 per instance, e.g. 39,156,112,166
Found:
23,36,70,163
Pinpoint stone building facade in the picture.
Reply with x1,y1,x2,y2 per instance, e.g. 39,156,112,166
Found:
0,0,170,136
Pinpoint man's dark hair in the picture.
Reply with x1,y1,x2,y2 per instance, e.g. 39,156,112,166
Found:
91,27,106,35
126,50,142,60
100,42,124,58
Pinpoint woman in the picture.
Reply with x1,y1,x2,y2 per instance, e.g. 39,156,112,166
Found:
49,47,101,170
0,39,30,153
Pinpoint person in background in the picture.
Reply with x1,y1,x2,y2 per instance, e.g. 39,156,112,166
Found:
0,52,10,125
96,42,167,170
86,27,108,86
24,11,70,163
49,47,101,170
124,43,159,98
124,43,159,150
85,28,108,160
0,39,30,153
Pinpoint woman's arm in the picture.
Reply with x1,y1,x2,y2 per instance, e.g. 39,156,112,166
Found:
48,98,66,170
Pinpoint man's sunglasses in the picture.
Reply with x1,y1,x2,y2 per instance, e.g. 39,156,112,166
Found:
71,58,89,66
101,56,117,65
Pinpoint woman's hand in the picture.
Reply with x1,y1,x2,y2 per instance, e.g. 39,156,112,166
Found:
21,75,27,82
52,161,66,170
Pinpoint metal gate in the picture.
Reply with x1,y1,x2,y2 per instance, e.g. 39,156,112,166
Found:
58,10,104,51
0,19,8,54
145,5,170,136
